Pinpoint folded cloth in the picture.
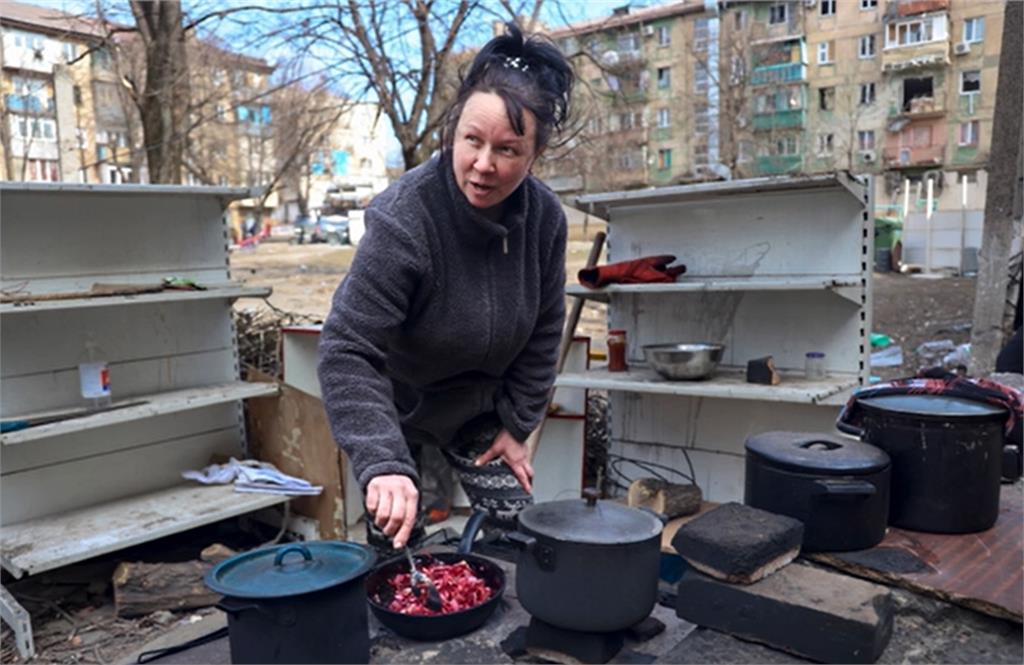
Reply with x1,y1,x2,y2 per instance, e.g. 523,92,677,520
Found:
836,376,1023,447
183,457,323,496
578,254,687,289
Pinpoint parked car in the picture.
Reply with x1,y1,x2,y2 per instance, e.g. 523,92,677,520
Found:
293,215,349,245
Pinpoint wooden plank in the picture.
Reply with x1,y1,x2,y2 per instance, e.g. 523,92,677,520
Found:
0,484,288,578
245,376,347,540
2,382,277,445
807,486,1024,623
0,284,270,314
556,366,858,404
1,428,245,524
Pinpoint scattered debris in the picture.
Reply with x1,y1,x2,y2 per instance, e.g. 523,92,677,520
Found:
871,345,904,368
234,303,320,377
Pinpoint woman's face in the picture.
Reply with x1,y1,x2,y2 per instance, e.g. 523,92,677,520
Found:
452,92,539,210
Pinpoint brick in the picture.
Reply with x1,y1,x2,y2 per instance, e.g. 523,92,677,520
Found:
676,563,894,664
671,502,804,584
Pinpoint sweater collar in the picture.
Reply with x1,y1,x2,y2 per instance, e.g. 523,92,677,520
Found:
436,154,528,246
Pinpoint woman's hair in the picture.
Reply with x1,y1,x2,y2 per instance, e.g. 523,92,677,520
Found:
441,22,575,155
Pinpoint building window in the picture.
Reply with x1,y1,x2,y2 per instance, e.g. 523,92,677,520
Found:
694,18,710,50
62,41,78,62
618,33,640,53
818,87,835,111
734,9,747,30
587,117,603,134
820,0,836,16
657,107,670,128
11,115,56,141
769,4,787,25
657,148,672,170
617,150,638,170
694,68,709,93
859,35,876,58
737,140,754,163
817,41,833,65
657,66,671,89
886,17,941,48
817,133,834,155
27,159,60,182
774,136,798,155
959,120,979,147
858,130,875,150
657,25,671,47
963,17,984,44
859,82,876,105
960,70,980,94
860,0,877,9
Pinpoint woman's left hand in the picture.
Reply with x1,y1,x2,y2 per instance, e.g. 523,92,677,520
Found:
475,429,534,493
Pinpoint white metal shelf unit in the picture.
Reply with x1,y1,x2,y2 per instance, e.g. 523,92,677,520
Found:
568,173,873,503
0,183,284,573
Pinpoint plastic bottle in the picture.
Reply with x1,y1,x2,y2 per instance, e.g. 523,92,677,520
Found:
79,334,112,409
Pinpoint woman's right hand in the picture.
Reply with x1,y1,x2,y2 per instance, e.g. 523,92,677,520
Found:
365,475,419,549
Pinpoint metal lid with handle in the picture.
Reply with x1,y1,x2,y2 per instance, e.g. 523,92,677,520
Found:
205,541,376,599
516,488,663,545
745,431,890,476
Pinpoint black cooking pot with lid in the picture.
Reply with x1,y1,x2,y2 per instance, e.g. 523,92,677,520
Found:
744,431,891,552
508,488,664,633
850,394,1006,534
205,540,376,664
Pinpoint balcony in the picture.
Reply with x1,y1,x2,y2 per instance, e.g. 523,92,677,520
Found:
888,95,945,119
753,109,806,131
751,62,807,87
882,144,945,167
755,154,802,175
882,43,949,72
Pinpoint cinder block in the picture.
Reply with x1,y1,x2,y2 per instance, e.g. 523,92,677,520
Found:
671,502,803,584
676,563,893,664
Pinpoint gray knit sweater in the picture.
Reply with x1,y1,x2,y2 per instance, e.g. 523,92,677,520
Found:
317,155,567,491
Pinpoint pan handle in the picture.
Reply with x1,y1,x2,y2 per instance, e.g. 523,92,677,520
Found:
458,509,488,555
813,478,876,497
215,598,261,616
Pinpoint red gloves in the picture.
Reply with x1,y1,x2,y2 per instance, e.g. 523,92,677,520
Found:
578,255,687,289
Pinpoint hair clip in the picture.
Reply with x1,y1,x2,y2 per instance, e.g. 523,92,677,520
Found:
503,56,529,72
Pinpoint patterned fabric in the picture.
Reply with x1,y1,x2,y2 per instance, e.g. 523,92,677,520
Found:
837,376,1023,446
442,413,533,529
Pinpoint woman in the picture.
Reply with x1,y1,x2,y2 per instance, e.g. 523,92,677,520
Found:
317,23,574,550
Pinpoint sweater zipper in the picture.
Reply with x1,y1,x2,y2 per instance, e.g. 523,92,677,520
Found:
502,236,508,255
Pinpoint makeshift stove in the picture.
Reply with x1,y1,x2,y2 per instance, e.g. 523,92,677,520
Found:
502,615,665,664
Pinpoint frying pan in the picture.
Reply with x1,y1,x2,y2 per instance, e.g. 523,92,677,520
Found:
365,510,506,641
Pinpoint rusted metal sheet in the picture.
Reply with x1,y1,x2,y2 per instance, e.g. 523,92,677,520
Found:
809,485,1023,623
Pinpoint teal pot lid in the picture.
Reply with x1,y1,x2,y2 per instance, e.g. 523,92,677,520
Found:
206,541,376,599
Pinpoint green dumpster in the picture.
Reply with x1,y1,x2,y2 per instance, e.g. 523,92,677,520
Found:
873,217,902,272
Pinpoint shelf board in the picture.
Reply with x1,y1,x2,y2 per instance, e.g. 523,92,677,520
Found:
566,276,863,303
0,284,270,314
0,484,290,578
1,381,279,445
554,366,859,404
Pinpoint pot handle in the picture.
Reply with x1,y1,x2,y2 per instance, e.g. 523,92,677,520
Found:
835,421,865,439
216,598,261,617
813,478,876,497
506,531,536,554
458,509,488,555
273,544,313,567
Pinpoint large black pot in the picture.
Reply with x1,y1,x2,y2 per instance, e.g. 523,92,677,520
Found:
852,394,1007,534
509,489,664,633
206,541,376,664
744,431,891,552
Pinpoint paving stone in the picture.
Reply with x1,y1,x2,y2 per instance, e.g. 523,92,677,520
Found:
670,503,804,584
676,563,893,664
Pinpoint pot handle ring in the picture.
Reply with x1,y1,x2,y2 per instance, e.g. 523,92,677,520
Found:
273,544,313,567
813,478,876,497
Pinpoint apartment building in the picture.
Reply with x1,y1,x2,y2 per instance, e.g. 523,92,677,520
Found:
541,0,1004,226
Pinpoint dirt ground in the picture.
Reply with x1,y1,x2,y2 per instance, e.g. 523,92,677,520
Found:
0,235,983,665
229,236,978,380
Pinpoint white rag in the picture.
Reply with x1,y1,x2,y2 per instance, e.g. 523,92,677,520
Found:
182,457,323,496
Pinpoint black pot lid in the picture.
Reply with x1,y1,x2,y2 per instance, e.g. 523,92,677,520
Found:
518,494,663,545
205,541,376,599
859,394,1007,419
745,431,890,475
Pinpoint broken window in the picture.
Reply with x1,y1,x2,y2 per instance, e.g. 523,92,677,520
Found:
902,77,934,111
819,87,835,111
960,70,980,94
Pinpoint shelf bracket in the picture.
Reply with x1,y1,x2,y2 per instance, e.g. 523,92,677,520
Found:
830,285,863,305
0,585,34,660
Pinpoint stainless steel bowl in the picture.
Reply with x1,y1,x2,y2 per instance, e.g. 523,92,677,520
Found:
643,342,725,380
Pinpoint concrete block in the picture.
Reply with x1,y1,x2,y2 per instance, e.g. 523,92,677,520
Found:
671,502,803,584
676,563,894,663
